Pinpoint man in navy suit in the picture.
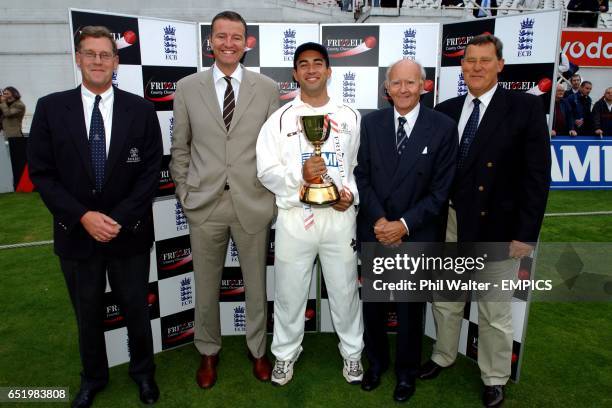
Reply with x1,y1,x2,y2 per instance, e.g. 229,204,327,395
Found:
28,26,163,408
355,59,458,403
418,34,550,408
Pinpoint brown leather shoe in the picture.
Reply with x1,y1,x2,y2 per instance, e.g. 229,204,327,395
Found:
248,352,272,381
196,354,219,389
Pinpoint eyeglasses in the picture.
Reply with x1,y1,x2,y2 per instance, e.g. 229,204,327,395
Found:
78,50,115,62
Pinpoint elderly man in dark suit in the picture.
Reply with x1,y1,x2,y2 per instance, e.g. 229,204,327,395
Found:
418,34,551,408
28,26,163,408
355,59,458,403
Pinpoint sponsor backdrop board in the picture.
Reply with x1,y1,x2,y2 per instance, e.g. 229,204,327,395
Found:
550,137,612,189
70,9,199,367
321,23,440,116
436,10,562,381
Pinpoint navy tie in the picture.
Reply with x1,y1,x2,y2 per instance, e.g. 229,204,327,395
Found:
89,95,106,191
458,98,480,169
396,116,408,155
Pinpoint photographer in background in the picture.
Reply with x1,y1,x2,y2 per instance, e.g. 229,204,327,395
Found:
0,86,26,139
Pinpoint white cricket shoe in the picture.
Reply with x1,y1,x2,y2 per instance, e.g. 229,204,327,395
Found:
343,358,364,384
271,346,303,386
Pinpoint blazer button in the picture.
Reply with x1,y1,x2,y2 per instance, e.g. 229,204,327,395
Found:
478,186,484,192
487,162,493,168
480,211,487,216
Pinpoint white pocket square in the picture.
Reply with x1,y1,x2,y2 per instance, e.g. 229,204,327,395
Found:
422,147,428,154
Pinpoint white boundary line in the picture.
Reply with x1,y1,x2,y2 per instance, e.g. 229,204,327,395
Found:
544,211,612,217
0,240,53,250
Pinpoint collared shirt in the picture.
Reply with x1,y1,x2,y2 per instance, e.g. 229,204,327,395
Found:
212,63,243,113
82,85,113,154
457,83,497,142
393,103,420,139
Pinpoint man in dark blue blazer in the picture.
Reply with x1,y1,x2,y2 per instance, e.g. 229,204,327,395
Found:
28,26,163,408
355,59,458,403
418,34,550,408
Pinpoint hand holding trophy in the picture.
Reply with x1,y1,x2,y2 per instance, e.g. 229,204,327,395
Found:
298,114,340,205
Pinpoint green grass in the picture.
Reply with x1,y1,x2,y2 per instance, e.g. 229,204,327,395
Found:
0,192,611,407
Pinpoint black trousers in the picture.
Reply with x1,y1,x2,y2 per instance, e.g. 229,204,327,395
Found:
363,301,425,381
60,251,155,389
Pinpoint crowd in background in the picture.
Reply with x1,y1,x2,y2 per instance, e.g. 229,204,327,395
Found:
552,74,612,137
0,87,25,139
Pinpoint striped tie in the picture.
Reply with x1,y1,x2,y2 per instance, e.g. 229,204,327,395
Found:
396,116,408,155
222,76,235,131
89,95,106,191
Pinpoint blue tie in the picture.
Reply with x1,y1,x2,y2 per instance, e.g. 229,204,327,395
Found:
458,98,480,169
89,95,106,191
396,116,408,155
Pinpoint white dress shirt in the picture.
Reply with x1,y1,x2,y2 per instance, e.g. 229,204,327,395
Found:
393,103,420,138
212,63,243,112
82,85,113,155
457,84,497,142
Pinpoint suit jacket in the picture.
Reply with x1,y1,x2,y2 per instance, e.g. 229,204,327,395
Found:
355,106,458,243
169,67,279,234
28,86,163,259
435,87,551,247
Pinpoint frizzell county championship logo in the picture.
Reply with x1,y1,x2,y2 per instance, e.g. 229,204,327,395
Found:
498,78,552,95
443,35,476,58
180,276,193,307
283,29,297,61
517,18,535,57
159,246,192,271
457,72,468,96
113,30,137,49
278,80,299,101
343,71,356,104
327,36,377,58
164,25,177,61
234,305,246,332
164,320,194,345
145,78,176,102
403,29,417,60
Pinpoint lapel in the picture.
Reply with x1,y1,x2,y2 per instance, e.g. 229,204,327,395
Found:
104,87,133,187
375,108,398,176
63,86,94,184
460,87,509,175
231,69,256,131
390,106,432,186
198,69,227,131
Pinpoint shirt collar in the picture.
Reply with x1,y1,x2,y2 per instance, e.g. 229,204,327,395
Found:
467,83,497,109
291,91,343,114
81,84,114,106
213,63,243,84
394,103,420,129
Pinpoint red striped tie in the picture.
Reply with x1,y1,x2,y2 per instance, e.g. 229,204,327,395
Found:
222,76,235,131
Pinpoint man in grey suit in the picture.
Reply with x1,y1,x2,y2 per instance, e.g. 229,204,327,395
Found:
169,10,279,389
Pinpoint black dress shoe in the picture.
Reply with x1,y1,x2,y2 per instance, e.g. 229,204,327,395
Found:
418,359,448,380
138,379,160,405
361,369,382,391
482,385,504,407
71,387,103,408
393,380,415,403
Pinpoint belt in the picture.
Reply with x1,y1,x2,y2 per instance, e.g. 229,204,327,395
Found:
224,183,230,190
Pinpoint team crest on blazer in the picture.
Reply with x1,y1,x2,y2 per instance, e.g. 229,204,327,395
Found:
127,147,141,163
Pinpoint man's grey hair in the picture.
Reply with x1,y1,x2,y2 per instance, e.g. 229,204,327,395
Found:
384,59,426,85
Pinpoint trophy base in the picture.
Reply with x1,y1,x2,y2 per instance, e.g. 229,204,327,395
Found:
300,183,340,205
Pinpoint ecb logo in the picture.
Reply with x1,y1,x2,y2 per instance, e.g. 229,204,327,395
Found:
175,201,188,231
233,305,246,332
164,25,177,61
180,276,193,306
402,29,416,60
342,71,356,104
517,18,534,57
283,29,297,61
